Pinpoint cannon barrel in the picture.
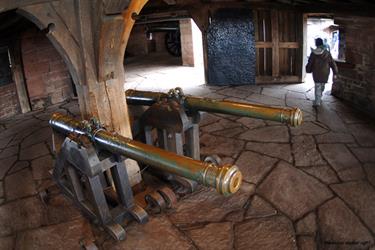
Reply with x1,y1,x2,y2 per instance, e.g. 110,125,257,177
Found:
125,89,303,127
49,113,242,196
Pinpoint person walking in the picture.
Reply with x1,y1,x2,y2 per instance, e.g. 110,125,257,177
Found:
306,37,338,107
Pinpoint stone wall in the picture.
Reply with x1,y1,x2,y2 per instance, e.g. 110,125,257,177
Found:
332,16,375,118
21,27,74,110
0,83,20,118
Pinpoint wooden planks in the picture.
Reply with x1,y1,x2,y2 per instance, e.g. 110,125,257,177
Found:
8,41,31,113
254,9,303,84
271,10,279,77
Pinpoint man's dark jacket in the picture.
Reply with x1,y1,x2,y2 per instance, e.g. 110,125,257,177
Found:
306,47,338,83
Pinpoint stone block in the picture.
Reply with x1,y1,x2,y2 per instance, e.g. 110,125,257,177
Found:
200,133,245,157
292,135,326,167
318,198,373,245
5,168,36,200
15,219,94,250
257,161,333,220
239,126,289,143
0,156,17,180
319,144,365,181
103,216,192,250
296,212,317,235
19,142,49,161
246,141,292,163
301,165,339,185
187,222,232,250
235,216,297,250
331,181,375,233
245,195,277,219
297,236,316,250
364,163,375,186
31,155,53,181
351,147,375,163
169,183,254,225
235,151,278,184
0,236,14,250
0,197,44,237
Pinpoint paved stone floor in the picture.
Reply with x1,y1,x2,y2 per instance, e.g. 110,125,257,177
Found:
1,58,375,249
124,52,205,91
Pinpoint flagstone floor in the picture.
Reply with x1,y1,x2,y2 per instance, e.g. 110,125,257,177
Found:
0,56,375,250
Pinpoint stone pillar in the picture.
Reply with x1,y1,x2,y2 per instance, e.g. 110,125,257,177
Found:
180,19,203,67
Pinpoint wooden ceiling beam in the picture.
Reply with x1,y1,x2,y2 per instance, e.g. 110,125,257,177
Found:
163,0,177,5
0,0,58,13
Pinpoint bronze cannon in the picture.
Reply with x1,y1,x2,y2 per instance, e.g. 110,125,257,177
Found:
125,87,303,127
49,113,243,240
50,113,242,196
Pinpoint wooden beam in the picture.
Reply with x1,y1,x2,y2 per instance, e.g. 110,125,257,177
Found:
300,13,307,81
163,0,176,5
9,41,31,113
279,42,299,49
103,0,130,15
271,10,279,77
0,0,57,13
120,0,149,55
98,16,124,82
97,14,136,136
256,75,300,84
256,42,273,48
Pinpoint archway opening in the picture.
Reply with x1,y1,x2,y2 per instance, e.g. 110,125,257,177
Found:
124,1,205,93
304,17,341,96
0,10,78,119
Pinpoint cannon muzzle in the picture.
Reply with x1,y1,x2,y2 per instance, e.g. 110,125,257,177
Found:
125,88,303,127
49,113,242,196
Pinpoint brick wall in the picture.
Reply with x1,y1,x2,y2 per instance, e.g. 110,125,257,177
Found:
180,19,194,66
126,24,168,57
21,27,74,110
180,19,203,67
332,16,375,117
0,83,20,118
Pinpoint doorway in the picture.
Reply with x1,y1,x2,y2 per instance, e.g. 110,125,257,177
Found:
305,17,338,88
124,10,205,92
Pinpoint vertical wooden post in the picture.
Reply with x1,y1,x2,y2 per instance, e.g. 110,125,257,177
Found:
271,10,279,78
185,5,209,84
180,19,195,67
9,40,31,113
301,13,308,82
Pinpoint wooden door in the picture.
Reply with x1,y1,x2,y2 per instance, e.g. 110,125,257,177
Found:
254,9,303,84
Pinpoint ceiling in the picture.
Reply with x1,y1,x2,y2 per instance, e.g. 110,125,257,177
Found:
142,0,375,16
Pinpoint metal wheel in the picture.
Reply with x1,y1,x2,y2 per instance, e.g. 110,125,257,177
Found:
145,191,167,213
39,189,50,205
204,155,222,166
106,223,126,241
165,30,181,57
79,239,98,250
173,176,198,195
157,187,177,209
129,204,149,224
